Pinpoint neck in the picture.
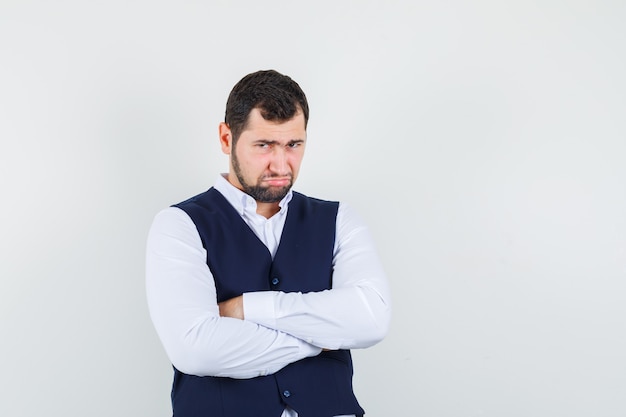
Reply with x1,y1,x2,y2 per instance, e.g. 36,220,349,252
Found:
256,201,280,219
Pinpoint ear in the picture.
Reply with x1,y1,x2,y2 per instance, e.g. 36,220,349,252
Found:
219,122,233,155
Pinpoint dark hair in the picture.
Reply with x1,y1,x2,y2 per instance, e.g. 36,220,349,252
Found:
224,69,309,142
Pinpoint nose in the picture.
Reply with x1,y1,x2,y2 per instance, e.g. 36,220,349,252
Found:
269,147,289,175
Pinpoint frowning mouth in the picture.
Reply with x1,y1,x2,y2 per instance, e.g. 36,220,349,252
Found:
261,177,292,187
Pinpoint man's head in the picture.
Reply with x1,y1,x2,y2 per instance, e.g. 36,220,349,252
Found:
219,70,309,209
224,70,309,144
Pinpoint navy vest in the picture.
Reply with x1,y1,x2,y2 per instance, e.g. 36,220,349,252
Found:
172,188,364,417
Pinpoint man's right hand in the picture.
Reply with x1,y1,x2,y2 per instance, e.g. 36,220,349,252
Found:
218,295,244,320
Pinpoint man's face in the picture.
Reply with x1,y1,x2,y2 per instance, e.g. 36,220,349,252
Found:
222,108,307,203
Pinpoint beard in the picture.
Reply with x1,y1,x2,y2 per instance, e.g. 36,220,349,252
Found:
232,150,293,203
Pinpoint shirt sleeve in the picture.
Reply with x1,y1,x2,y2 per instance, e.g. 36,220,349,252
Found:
145,207,322,379
243,202,391,350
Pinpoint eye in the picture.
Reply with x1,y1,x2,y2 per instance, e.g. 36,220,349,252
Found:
288,142,302,149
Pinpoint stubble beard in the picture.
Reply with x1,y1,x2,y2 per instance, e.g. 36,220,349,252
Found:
232,148,293,203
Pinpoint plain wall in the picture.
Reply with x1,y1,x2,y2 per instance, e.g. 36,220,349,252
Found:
1,1,625,416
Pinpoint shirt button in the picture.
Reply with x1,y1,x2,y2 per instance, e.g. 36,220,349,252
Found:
271,277,280,285
283,390,291,398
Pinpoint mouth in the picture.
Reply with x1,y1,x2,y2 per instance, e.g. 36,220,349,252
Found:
262,177,292,187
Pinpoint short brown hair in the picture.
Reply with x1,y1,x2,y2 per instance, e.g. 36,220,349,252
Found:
224,70,309,142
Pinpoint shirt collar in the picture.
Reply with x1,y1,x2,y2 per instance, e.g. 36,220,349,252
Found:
214,174,293,217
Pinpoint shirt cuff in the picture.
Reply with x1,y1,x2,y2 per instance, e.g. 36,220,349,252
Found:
243,291,278,329
243,291,322,356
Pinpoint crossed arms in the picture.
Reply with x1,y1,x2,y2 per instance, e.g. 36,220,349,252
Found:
146,203,391,379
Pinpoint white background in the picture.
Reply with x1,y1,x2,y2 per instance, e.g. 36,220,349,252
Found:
1,1,625,416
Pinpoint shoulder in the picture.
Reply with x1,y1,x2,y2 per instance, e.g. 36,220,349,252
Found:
292,190,337,204
150,206,197,235
290,192,367,228
174,188,220,209
335,201,368,235
291,191,339,210
147,206,203,254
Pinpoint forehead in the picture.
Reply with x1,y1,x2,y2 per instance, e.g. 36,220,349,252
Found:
240,108,306,140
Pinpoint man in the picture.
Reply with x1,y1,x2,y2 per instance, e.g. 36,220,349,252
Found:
146,70,391,417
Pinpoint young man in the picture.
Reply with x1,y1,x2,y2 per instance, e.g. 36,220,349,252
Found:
146,70,391,417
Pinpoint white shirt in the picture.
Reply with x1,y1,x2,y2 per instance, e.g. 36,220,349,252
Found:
146,175,391,417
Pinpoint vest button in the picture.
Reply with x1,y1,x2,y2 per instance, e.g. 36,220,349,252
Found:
283,390,291,398
271,277,280,285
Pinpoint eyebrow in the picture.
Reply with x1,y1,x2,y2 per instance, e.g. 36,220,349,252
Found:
254,139,305,145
